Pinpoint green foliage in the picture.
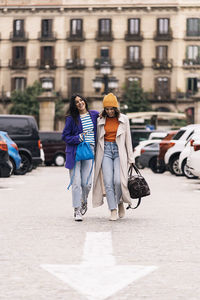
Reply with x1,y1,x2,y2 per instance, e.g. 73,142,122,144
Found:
122,81,151,113
10,81,43,118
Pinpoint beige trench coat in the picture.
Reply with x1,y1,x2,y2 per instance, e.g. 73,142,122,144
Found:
92,113,135,208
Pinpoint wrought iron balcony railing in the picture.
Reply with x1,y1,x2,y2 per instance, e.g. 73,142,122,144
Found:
9,59,28,69
66,31,85,41
124,58,144,69
38,32,57,42
152,58,173,70
94,58,113,69
154,28,173,41
95,31,114,41
66,58,85,69
37,59,57,69
183,58,200,68
10,32,29,42
124,31,143,41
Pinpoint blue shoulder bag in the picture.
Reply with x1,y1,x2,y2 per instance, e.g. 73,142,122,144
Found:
67,136,94,190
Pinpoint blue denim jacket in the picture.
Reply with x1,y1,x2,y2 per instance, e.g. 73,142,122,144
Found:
62,110,99,169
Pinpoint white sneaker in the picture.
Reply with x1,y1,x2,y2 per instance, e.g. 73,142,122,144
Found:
74,208,83,222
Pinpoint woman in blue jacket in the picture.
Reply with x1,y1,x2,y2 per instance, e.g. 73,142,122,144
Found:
62,94,99,221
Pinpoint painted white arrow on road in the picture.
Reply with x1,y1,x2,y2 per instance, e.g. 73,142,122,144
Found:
41,232,157,300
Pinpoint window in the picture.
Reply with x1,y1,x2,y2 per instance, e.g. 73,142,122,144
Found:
157,18,169,34
41,19,52,37
70,77,82,95
128,18,140,35
187,78,198,94
13,46,25,60
127,77,141,87
71,46,80,59
155,77,170,99
127,46,140,61
41,46,54,62
12,77,26,91
99,19,111,35
156,46,168,61
187,18,200,37
70,19,83,36
0,117,31,135
187,46,200,59
100,47,110,58
13,19,24,37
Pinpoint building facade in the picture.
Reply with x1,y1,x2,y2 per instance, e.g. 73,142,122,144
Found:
0,0,200,121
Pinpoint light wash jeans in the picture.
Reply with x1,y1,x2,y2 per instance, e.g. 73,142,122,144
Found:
69,144,94,208
102,141,122,210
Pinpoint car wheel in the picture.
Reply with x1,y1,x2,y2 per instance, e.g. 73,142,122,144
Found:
181,159,198,179
54,154,65,166
149,157,166,174
169,156,182,176
14,153,31,175
135,156,145,169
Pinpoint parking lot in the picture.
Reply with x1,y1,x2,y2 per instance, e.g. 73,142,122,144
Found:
0,166,200,300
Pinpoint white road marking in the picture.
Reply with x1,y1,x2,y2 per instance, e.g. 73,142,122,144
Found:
41,232,158,300
0,188,14,191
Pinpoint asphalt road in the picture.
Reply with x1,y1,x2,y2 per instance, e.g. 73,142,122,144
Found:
0,166,200,300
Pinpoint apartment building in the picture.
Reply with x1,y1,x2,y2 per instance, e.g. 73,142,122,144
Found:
0,0,200,119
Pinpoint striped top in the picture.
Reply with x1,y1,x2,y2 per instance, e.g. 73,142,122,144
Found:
80,112,95,145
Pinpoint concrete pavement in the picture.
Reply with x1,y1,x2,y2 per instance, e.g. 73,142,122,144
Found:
0,166,200,300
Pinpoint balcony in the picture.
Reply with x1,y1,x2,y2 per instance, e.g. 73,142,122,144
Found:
183,58,200,69
37,59,57,69
10,32,28,42
124,31,143,41
154,29,173,41
94,58,113,69
124,58,144,70
147,92,171,102
9,59,28,69
184,31,200,41
66,58,85,69
38,32,57,42
152,59,173,70
95,31,114,41
66,31,85,42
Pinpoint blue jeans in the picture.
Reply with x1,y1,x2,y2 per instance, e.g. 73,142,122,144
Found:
69,145,94,208
102,141,122,210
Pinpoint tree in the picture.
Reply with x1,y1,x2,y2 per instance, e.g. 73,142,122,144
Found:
10,81,43,120
122,81,151,113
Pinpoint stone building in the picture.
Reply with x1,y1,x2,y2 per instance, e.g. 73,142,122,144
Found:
0,0,200,124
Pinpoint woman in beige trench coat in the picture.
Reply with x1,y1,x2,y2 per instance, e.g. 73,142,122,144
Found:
92,93,135,221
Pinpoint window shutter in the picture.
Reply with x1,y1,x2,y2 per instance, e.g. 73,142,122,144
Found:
11,78,15,91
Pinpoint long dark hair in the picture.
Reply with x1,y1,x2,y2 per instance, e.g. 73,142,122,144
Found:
102,107,120,118
66,94,89,123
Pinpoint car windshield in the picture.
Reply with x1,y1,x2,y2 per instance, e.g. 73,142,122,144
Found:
172,130,186,140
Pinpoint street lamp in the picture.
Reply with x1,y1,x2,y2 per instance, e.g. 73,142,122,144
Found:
93,61,118,94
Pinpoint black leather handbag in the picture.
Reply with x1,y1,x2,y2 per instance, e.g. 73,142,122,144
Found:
127,163,150,209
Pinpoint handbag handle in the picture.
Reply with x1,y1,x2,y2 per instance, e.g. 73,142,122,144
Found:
128,163,142,177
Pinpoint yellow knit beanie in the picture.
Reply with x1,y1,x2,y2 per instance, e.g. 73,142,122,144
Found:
103,93,119,108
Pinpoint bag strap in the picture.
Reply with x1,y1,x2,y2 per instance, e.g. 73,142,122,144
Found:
126,197,141,210
128,163,142,177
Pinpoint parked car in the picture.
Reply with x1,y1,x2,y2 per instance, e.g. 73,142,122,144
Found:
187,132,200,178
133,131,167,169
131,129,154,149
158,130,178,169
164,124,200,176
39,131,66,166
0,134,12,177
178,138,197,179
138,142,166,173
0,115,42,175
0,131,21,174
